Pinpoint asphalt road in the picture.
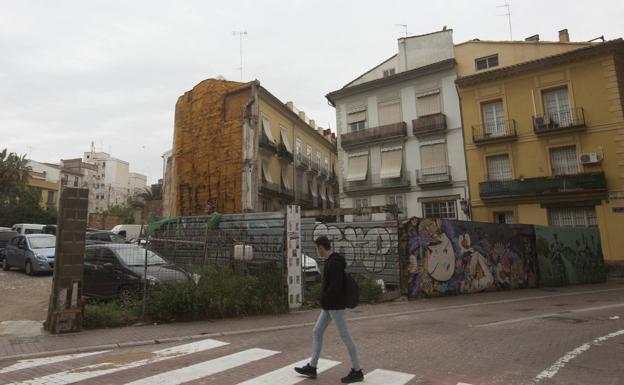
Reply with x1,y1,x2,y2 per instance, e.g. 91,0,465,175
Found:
1,283,622,385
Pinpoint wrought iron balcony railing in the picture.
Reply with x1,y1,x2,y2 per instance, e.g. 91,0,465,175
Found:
472,120,517,144
412,113,447,137
533,107,586,134
277,143,294,160
479,172,607,199
416,166,452,186
340,122,407,148
343,172,411,193
259,134,277,153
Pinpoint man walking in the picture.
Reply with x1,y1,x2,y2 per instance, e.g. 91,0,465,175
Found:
294,236,364,383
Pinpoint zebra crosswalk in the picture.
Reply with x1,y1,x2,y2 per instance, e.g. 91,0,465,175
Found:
0,338,474,385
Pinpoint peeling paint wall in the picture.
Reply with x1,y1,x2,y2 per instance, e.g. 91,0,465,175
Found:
173,79,253,216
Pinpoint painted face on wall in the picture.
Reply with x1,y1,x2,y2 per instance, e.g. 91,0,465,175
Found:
426,233,455,282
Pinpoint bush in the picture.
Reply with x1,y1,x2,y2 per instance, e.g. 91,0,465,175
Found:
304,274,383,306
146,279,201,322
83,301,140,329
305,281,322,305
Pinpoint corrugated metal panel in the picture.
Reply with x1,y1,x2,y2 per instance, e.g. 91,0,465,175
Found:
301,218,400,286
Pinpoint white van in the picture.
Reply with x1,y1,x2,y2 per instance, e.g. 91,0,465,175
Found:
110,224,144,241
11,224,46,235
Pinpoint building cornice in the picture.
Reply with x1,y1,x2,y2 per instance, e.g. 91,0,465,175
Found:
326,58,456,105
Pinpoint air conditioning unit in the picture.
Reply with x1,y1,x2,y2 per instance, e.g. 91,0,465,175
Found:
533,116,547,128
580,153,600,164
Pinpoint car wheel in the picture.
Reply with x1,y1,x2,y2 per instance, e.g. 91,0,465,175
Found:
118,286,136,307
25,260,34,276
2,258,9,271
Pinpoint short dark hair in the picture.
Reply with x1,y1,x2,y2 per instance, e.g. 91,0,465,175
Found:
314,236,332,251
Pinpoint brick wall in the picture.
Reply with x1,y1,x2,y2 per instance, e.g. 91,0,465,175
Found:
173,79,253,216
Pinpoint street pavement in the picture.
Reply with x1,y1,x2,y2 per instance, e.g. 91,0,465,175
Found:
0,280,623,384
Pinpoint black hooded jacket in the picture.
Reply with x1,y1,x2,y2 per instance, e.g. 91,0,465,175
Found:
320,252,346,310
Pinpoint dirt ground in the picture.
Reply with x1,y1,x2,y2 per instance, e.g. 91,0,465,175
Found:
0,269,51,322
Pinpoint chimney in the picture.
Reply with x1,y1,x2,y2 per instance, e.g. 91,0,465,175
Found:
286,101,294,110
558,29,570,43
309,119,316,129
317,127,324,136
525,34,540,42
298,111,306,121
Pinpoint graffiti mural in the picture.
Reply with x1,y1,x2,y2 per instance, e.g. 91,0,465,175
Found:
301,219,400,286
401,217,537,298
535,225,606,287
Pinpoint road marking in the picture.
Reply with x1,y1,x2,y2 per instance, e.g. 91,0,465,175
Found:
237,358,340,385
534,329,624,382
362,369,415,384
5,338,228,385
126,348,279,385
457,383,474,385
474,302,624,327
0,350,109,374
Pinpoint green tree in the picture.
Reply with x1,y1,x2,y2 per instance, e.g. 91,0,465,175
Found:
138,184,162,201
0,149,31,205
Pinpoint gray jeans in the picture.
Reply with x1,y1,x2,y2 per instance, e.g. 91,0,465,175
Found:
310,309,361,370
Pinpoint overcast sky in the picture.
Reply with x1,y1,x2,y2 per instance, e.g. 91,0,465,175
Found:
2,0,622,183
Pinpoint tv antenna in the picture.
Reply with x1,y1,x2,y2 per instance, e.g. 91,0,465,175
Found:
497,3,513,40
395,24,409,38
232,30,248,81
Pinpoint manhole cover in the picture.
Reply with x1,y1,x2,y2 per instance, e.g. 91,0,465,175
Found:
543,316,587,324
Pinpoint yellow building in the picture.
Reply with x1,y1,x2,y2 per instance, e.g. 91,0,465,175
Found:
172,79,337,215
27,170,59,211
455,38,624,266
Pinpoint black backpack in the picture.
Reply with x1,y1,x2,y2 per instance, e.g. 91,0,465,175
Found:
344,272,360,309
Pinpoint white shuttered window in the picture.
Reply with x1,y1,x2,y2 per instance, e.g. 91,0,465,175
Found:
550,146,579,175
378,101,401,126
486,154,512,181
549,207,597,227
543,88,571,126
417,93,441,117
482,100,505,136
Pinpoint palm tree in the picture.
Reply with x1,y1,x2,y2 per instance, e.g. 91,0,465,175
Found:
138,184,163,201
0,149,32,204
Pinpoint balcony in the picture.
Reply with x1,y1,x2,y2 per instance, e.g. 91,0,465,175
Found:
308,161,320,175
277,143,294,161
340,122,407,149
259,134,277,153
479,172,607,200
533,107,586,135
416,166,452,186
296,155,311,171
472,120,517,144
343,172,411,193
259,180,280,195
412,113,447,137
278,186,294,201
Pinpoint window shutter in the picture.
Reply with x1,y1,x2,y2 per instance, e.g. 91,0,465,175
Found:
347,111,367,124
417,93,441,117
378,101,401,125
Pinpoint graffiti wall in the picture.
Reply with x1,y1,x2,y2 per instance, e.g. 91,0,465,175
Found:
535,225,606,287
301,219,400,287
401,218,537,298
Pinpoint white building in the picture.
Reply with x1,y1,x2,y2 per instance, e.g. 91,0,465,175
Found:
128,172,148,195
326,29,469,221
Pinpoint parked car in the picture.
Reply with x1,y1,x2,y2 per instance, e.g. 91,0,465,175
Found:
0,227,12,232
0,231,18,263
302,253,321,282
85,231,128,245
11,224,45,235
110,224,144,242
2,234,56,275
83,244,189,304
42,225,57,235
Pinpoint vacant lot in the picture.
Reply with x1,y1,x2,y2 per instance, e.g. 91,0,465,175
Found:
0,269,51,322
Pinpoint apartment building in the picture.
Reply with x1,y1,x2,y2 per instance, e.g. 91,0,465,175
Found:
455,32,624,265
59,158,99,213
129,172,148,195
26,160,60,211
326,29,469,221
171,78,337,216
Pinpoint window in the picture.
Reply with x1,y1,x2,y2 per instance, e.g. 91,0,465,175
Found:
306,145,312,166
261,199,271,212
549,207,597,227
475,54,499,70
542,87,572,126
347,111,366,132
550,146,579,176
486,154,512,181
378,100,401,125
417,92,441,117
324,157,330,175
422,200,457,219
494,211,515,224
47,191,55,204
386,194,406,219
280,127,292,153
74,176,79,187
354,197,370,221
420,142,447,171
295,138,302,161
481,100,506,136
316,152,321,173
382,68,396,78
61,174,68,186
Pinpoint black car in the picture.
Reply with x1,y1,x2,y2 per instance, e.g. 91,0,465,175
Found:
0,231,18,262
85,231,128,245
83,244,190,304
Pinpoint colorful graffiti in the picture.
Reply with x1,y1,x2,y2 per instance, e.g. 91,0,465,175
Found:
401,217,537,298
535,225,606,287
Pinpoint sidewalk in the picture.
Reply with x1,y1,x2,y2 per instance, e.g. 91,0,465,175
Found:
2,279,623,362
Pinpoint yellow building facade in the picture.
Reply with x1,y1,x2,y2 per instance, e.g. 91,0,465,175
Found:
456,39,624,265
27,171,59,212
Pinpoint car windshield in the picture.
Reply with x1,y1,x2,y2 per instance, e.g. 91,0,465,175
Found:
115,247,166,266
109,233,127,243
25,229,43,234
29,236,56,249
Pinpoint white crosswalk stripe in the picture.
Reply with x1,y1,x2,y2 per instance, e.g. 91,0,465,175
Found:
0,350,109,374
125,348,279,385
5,338,228,385
361,368,415,384
237,358,341,385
